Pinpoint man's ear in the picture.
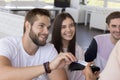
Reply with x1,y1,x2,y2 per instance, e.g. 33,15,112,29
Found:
106,24,110,30
25,21,31,31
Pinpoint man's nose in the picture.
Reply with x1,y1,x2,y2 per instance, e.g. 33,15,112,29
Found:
116,26,120,31
43,27,49,34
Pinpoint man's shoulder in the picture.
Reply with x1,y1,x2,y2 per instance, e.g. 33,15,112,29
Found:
0,36,21,45
94,34,110,40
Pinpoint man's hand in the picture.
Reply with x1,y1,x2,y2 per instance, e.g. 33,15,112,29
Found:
50,52,77,70
83,63,100,80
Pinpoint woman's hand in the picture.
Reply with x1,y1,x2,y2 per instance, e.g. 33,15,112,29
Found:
50,52,77,70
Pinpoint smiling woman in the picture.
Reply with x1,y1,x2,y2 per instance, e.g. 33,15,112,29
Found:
51,12,85,80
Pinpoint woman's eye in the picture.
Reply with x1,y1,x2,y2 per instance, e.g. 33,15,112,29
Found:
61,25,66,29
70,23,75,27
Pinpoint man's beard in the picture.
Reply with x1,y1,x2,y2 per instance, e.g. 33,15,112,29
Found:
29,28,47,46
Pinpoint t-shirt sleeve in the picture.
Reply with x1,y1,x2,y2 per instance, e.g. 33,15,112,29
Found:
48,45,58,61
0,38,13,60
85,38,97,62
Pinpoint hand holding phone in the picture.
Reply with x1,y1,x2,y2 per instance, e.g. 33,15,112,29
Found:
69,61,100,73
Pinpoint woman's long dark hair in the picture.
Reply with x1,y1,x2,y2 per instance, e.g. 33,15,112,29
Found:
51,13,76,70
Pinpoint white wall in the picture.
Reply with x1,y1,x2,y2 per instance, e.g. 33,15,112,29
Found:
70,0,80,8
69,0,86,23
0,11,24,38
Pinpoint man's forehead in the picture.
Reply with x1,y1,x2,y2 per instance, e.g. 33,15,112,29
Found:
36,15,50,23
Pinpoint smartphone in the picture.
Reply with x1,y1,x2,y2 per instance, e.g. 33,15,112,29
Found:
69,61,100,73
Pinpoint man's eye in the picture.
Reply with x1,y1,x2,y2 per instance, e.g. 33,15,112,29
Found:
39,25,44,28
112,25,116,28
47,26,51,30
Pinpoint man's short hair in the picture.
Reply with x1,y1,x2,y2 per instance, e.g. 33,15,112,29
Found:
106,11,120,25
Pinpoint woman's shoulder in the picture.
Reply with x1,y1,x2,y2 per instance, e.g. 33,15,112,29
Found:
75,43,83,51
75,43,84,60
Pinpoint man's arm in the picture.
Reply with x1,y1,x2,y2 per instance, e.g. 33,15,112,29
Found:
85,38,97,62
83,63,98,80
0,56,46,80
48,68,68,80
48,52,77,80
0,52,76,80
